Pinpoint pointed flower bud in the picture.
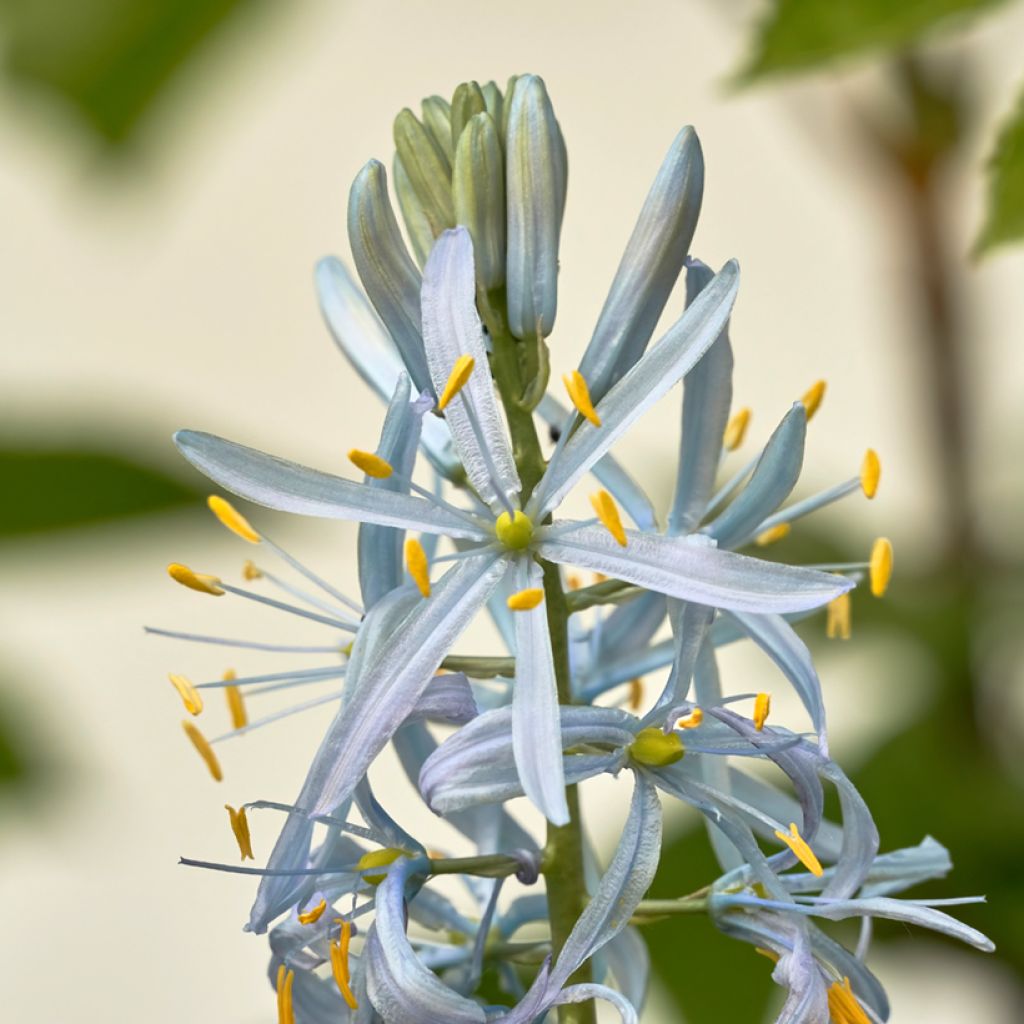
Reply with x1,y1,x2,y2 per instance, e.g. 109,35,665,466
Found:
481,80,503,128
392,155,434,268
420,95,454,163
453,112,506,290
393,107,455,236
505,74,567,339
450,81,487,149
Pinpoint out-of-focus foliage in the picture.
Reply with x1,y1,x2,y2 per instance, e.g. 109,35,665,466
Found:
977,85,1024,252
0,443,202,536
0,0,262,145
739,0,1011,80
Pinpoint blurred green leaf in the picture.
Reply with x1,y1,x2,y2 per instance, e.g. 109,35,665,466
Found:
0,0,262,145
0,446,202,536
739,0,1010,81
976,85,1024,253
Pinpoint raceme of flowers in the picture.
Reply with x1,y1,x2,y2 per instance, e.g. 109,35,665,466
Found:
152,74,991,1024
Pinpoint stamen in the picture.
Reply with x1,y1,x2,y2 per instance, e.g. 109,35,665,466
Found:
145,626,341,654
168,673,203,715
723,407,751,451
224,804,255,860
590,489,627,547
298,898,327,925
167,563,224,596
405,538,431,598
208,495,260,543
223,669,248,729
276,964,295,1024
860,449,881,499
331,919,359,1009
827,977,869,1024
562,370,602,427
495,510,534,550
754,946,779,963
801,379,826,420
677,708,703,729
753,692,771,731
242,559,263,581
630,727,685,767
754,523,791,547
507,587,545,611
627,678,643,710
826,593,852,640
182,721,223,781
438,355,475,410
348,449,394,479
773,822,823,876
870,537,893,597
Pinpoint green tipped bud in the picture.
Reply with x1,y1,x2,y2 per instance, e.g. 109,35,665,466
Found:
420,95,454,163
450,81,487,150
481,81,503,129
453,112,506,290
347,160,431,395
393,154,434,268
393,108,455,237
505,74,567,340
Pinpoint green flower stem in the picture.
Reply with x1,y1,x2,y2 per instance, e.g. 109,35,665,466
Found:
428,853,526,879
440,653,516,678
485,291,596,1024
630,894,710,924
565,579,645,613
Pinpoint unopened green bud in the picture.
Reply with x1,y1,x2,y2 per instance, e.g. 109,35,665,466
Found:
481,80,503,129
453,112,506,290
421,95,454,164
393,154,434,268
393,107,455,237
450,81,487,150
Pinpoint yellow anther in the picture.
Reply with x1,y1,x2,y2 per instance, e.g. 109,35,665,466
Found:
405,538,431,598
723,407,752,451
341,640,354,657
563,370,602,427
331,920,359,1009
207,495,261,543
630,727,685,767
677,707,703,729
276,964,295,1024
774,822,824,877
593,572,608,583
495,510,534,550
298,898,327,925
590,489,627,547
627,678,643,711
224,804,255,860
826,593,852,640
168,673,203,716
755,522,791,547
801,379,826,420
566,573,582,590
348,449,394,479
223,669,248,729
242,559,263,581
754,946,780,963
869,537,893,597
827,977,869,1024
167,562,224,596
182,721,222,781
753,692,771,731
358,847,407,884
507,587,545,611
860,448,881,499
438,354,475,410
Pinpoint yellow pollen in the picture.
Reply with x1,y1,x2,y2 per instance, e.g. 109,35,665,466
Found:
358,847,407,884
298,898,327,925
590,489,627,547
627,678,643,710
826,593,852,640
860,449,881,499
630,727,685,767
276,964,295,1024
755,522,791,547
405,538,431,598
827,977,869,1024
753,692,771,731
224,804,255,860
593,572,608,583
438,355,475,410
869,537,893,597
182,721,222,781
507,587,545,611
774,822,824,876
331,920,359,1009
242,559,263,581
495,509,534,550
801,379,826,420
223,669,248,729
754,946,780,963
207,495,261,543
723,407,752,451
348,448,394,479
563,370,602,427
168,673,203,716
167,562,224,596
677,707,703,729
